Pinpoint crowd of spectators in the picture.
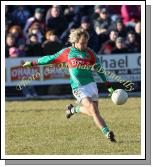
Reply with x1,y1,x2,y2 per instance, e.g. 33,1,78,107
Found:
5,5,141,58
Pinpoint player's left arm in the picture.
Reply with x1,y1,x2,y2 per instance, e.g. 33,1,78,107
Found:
91,49,115,95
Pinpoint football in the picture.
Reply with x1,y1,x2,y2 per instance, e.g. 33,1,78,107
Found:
111,89,128,105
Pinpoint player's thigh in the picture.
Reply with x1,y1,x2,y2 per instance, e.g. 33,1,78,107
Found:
81,97,98,114
81,97,93,108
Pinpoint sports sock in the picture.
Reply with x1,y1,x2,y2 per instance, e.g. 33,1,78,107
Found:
72,106,80,113
101,126,110,136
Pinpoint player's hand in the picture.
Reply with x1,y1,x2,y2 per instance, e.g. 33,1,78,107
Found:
108,87,114,97
23,61,32,67
105,81,114,96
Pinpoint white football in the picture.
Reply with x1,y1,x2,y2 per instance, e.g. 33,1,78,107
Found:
111,89,128,105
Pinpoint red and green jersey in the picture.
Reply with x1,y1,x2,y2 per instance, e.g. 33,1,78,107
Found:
32,47,108,89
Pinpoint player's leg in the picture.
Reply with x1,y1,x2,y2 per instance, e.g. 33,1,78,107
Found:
66,87,93,118
81,97,107,129
66,97,116,142
81,98,116,142
94,101,116,142
66,102,92,118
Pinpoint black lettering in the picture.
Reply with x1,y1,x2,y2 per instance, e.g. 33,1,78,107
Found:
110,60,116,68
137,56,141,66
100,57,108,68
125,55,128,67
118,59,125,68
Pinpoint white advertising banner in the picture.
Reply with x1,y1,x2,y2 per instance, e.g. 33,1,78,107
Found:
95,53,141,83
5,54,141,86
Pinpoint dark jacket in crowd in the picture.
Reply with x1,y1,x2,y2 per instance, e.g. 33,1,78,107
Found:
126,42,140,53
46,16,68,37
60,21,79,46
25,43,43,57
42,40,64,55
112,47,129,54
87,27,100,52
94,17,112,32
135,32,141,52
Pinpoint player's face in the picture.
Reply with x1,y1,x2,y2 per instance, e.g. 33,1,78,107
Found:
75,36,88,51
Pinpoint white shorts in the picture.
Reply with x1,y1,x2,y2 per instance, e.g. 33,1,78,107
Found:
72,82,99,103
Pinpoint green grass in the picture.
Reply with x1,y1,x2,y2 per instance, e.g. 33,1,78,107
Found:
5,97,141,155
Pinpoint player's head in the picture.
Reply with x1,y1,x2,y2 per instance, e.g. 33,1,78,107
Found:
69,28,89,51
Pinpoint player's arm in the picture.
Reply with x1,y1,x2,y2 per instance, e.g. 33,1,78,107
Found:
93,52,115,95
23,48,70,67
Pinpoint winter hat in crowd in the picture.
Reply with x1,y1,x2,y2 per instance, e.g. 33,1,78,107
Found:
116,37,124,43
81,16,90,23
100,8,108,14
35,8,44,13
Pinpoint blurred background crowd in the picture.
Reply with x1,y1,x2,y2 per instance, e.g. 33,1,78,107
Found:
5,5,141,58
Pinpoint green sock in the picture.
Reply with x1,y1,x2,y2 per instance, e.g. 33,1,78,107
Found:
73,106,80,113
101,126,109,136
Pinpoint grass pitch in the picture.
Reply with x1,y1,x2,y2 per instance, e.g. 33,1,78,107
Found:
5,97,141,155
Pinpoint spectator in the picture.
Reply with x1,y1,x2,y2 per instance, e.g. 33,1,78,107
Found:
80,16,99,52
134,21,141,51
104,5,122,22
126,31,140,53
9,47,20,58
9,25,26,56
94,8,111,35
60,6,83,46
11,5,31,28
115,19,127,38
112,37,128,54
24,8,45,39
28,22,44,43
5,6,13,32
5,33,17,57
91,5,101,21
64,5,77,23
18,43,26,57
99,29,118,54
60,21,79,47
45,5,61,24
121,5,141,27
9,25,26,46
42,30,63,55
46,6,68,37
25,34,43,57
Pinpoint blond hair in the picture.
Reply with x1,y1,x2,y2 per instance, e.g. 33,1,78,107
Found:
68,28,89,44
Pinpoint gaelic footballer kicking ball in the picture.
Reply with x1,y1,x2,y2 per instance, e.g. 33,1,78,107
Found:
111,89,128,105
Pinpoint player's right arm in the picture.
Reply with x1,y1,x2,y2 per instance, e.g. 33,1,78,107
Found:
23,48,70,67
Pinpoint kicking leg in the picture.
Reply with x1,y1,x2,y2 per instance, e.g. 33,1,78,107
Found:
81,97,107,128
81,97,116,142
66,97,116,142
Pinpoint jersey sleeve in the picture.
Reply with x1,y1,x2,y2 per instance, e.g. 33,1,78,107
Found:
93,51,113,89
31,48,70,65
95,55,107,82
89,49,108,82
